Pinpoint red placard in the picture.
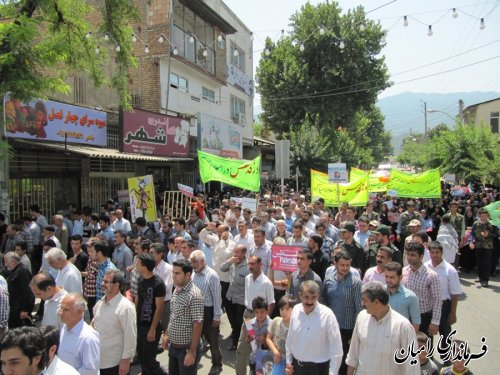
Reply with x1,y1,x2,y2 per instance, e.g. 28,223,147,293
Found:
122,108,189,157
271,245,302,272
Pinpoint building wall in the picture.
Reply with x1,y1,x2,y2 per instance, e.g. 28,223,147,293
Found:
472,99,500,132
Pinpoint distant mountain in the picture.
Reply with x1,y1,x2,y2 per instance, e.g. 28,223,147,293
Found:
253,91,500,153
377,92,500,153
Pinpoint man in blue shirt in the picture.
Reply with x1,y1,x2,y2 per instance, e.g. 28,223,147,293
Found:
385,261,421,331
323,250,362,375
98,215,115,247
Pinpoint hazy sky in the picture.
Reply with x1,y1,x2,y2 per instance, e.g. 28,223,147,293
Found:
223,0,500,111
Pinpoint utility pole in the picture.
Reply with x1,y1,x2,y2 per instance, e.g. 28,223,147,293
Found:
423,101,428,137
459,99,464,123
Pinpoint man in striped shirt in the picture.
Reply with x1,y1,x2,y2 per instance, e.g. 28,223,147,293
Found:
190,250,223,375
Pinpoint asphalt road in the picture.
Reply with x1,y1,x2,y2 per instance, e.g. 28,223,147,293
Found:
130,271,498,374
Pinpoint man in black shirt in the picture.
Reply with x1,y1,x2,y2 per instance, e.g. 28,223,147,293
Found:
308,234,330,281
136,252,167,375
337,222,366,276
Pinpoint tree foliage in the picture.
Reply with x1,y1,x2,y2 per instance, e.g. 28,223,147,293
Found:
256,2,391,167
0,0,138,106
397,122,500,185
289,115,331,175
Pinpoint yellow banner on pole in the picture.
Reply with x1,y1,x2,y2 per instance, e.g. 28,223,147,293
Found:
350,167,389,193
311,170,369,206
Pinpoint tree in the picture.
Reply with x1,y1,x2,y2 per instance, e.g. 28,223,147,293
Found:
0,0,138,106
289,115,332,176
397,122,500,185
256,3,390,166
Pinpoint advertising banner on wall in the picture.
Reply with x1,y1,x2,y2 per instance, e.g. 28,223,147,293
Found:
4,95,107,145
199,113,243,159
122,108,189,157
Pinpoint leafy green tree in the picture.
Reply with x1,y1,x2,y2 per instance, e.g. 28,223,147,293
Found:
0,0,138,105
256,2,390,165
289,115,332,176
397,122,500,185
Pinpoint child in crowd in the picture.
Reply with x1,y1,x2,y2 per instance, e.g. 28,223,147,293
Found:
416,331,439,375
266,295,297,375
440,339,474,375
248,297,272,375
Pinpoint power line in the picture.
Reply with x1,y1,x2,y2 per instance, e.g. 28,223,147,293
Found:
264,54,500,101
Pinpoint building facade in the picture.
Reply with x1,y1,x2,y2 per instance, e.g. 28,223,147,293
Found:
4,0,254,221
464,97,500,134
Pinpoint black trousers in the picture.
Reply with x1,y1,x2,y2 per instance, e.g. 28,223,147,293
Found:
420,310,433,345
438,299,452,362
86,296,96,321
137,325,165,375
202,306,222,366
339,329,353,375
476,248,492,282
220,281,231,313
292,359,330,375
227,302,246,346
100,365,121,375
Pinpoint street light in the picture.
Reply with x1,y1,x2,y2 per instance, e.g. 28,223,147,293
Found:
427,109,457,122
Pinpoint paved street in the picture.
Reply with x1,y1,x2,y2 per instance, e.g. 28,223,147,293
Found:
131,271,498,374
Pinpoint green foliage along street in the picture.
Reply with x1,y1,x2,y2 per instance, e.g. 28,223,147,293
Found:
256,2,392,169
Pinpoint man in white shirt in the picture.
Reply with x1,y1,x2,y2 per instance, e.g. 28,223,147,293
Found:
30,272,67,328
40,325,79,375
363,247,394,284
234,221,254,249
46,247,83,294
111,208,132,233
150,243,173,331
199,222,235,320
236,255,275,375
346,281,419,375
59,293,100,375
425,241,462,365
92,269,137,375
285,280,343,375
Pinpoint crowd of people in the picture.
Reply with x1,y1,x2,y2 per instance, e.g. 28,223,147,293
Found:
0,182,498,375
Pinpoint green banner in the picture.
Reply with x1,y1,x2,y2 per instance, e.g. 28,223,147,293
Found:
484,201,500,227
311,169,369,206
387,169,442,198
350,167,389,193
198,150,261,192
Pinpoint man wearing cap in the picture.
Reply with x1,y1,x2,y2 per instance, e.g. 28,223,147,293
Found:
396,201,423,245
375,226,403,266
337,222,366,276
403,219,422,266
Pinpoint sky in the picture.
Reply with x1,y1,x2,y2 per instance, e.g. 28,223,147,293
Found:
223,0,500,114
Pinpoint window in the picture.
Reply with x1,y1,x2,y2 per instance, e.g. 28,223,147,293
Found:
230,96,246,125
231,43,245,71
170,73,188,92
202,87,215,103
490,112,499,133
172,3,216,74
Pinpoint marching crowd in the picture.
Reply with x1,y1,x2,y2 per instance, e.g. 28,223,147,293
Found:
0,184,498,375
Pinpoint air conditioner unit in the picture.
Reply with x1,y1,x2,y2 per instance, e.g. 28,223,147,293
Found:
238,113,246,126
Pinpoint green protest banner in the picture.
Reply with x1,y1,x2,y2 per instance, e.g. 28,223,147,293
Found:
311,169,369,206
198,150,261,192
387,169,441,198
484,201,500,227
350,167,389,193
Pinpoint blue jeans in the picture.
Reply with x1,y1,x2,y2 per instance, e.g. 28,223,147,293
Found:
168,346,202,375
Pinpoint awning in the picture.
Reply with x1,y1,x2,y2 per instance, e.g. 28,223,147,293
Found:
12,140,192,162
180,0,238,34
